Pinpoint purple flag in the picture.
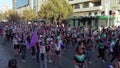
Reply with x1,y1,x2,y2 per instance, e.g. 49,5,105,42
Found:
30,31,38,47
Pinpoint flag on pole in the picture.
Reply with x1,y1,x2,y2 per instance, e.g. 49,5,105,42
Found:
30,31,38,47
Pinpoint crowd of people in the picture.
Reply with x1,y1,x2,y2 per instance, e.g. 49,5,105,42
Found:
0,22,120,68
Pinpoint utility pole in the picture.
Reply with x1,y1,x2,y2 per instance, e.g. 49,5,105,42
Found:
105,0,110,27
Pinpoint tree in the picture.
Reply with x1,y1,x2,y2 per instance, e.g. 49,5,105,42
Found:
22,8,37,21
9,11,20,22
2,10,20,22
2,10,10,20
38,0,73,24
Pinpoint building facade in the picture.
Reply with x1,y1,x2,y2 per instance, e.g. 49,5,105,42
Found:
68,0,120,27
13,0,120,27
68,0,119,16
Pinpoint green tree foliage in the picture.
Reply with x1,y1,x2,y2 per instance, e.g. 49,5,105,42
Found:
22,8,37,21
39,0,73,23
2,10,20,22
9,11,20,22
2,10,10,20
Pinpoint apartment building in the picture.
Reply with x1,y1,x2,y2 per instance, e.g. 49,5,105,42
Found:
68,0,120,27
68,0,102,16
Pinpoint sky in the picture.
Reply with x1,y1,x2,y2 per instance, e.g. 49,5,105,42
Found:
0,0,12,11
16,0,29,8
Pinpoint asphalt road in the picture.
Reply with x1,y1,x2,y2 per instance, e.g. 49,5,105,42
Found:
0,35,113,68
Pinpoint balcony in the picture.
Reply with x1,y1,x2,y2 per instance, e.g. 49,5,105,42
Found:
68,0,101,4
74,6,103,13
114,5,120,10
91,0,101,2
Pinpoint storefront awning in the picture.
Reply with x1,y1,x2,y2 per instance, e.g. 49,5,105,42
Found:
68,16,115,20
97,16,115,20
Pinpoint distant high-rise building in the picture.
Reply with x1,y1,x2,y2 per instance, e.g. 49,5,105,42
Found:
15,0,29,8
13,0,46,12
13,0,16,10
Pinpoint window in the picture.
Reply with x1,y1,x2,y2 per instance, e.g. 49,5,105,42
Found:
83,2,89,8
94,2,101,6
68,0,73,1
74,4,80,9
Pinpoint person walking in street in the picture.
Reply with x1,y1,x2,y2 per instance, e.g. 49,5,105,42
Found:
97,39,106,63
111,39,120,62
13,36,19,57
39,39,47,68
54,39,62,67
46,42,53,63
20,41,26,62
31,44,36,58
86,39,93,64
73,45,88,68
35,41,40,62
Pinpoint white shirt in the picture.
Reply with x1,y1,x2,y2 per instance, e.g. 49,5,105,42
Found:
47,38,51,41
93,31,97,36
55,40,62,51
110,41,115,52
13,38,18,45
40,45,45,53
17,37,21,42
38,39,41,43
